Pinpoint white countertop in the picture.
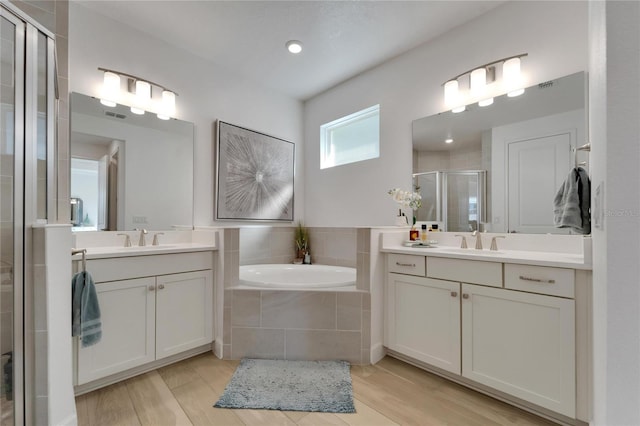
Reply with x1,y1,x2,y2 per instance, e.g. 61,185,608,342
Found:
381,244,591,270
72,243,217,260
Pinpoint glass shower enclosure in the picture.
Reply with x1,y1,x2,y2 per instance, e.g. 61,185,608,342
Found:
414,170,487,232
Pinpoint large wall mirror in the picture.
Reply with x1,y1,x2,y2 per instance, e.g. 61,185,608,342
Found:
412,71,587,234
70,92,194,231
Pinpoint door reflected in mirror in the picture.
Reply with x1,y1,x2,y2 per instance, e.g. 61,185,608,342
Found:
70,92,194,231
412,72,587,234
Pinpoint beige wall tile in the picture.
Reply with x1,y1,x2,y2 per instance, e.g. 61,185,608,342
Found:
261,291,336,330
285,330,361,364
222,344,231,360
231,327,284,359
362,310,371,350
231,290,260,327
337,292,362,331
223,307,231,344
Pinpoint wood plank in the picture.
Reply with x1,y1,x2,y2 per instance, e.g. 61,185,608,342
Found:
74,394,90,426
78,382,141,426
171,376,244,426
125,371,192,426
334,399,399,426
296,412,349,425
233,409,297,425
157,357,201,390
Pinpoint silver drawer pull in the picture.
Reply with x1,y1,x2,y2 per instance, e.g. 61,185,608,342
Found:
519,275,556,284
396,262,416,267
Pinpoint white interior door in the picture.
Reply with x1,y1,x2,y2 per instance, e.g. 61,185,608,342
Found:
491,109,585,233
507,132,573,233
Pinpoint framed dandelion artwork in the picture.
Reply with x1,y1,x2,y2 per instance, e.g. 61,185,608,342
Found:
215,121,295,221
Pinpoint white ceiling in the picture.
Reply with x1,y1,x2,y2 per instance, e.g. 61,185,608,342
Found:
76,0,505,100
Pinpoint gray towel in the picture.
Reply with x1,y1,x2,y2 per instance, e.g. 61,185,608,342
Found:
553,167,590,234
71,271,102,347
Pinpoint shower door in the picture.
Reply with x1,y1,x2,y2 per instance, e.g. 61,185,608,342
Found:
0,5,55,424
0,9,25,425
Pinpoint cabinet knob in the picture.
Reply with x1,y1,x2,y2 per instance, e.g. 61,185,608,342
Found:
451,291,458,297
158,284,165,290
149,285,155,291
462,293,469,299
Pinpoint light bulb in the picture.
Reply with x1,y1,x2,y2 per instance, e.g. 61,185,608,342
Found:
444,80,459,107
470,68,486,96
100,71,120,107
452,106,466,113
286,40,303,54
478,98,494,107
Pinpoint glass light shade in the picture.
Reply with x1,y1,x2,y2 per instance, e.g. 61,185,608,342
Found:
478,98,494,107
100,71,120,107
503,57,524,96
444,80,459,107
157,90,176,120
470,68,486,96
452,106,466,113
131,80,151,115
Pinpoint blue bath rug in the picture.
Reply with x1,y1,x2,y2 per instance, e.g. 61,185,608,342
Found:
214,358,356,413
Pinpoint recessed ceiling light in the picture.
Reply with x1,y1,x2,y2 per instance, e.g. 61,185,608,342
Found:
445,138,453,144
286,40,303,54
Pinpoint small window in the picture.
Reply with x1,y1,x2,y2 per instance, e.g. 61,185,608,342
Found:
320,104,379,169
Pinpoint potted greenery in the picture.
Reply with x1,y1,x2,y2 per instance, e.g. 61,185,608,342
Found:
294,221,309,264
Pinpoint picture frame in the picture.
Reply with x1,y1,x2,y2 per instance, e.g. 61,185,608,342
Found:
215,121,295,221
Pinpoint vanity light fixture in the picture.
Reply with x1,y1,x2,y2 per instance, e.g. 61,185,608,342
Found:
286,40,303,54
442,53,527,112
100,71,120,107
98,68,178,120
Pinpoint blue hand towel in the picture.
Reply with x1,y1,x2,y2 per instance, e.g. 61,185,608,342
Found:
71,271,102,347
553,167,590,234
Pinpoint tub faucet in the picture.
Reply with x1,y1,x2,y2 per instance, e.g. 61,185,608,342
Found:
136,228,147,246
472,230,483,250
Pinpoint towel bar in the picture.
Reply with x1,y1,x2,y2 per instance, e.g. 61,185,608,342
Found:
72,248,87,272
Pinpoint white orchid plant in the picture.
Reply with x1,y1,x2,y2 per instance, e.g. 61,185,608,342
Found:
388,188,422,210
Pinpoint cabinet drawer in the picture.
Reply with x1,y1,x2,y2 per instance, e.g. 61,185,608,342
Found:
388,254,425,276
87,251,214,283
427,257,502,287
504,264,574,298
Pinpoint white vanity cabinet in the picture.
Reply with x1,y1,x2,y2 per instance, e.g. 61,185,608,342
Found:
386,273,461,374
461,283,575,418
385,252,585,420
76,251,214,387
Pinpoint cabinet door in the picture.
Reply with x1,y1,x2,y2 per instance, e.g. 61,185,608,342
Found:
155,270,213,359
386,273,461,374
461,284,575,417
77,277,156,384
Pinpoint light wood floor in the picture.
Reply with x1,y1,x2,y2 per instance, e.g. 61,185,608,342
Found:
75,353,555,426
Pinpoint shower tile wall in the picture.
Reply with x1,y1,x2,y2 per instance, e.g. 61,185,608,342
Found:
228,290,371,364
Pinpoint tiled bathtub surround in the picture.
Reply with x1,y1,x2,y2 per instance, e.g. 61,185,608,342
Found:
238,226,358,267
223,226,372,363
226,290,371,364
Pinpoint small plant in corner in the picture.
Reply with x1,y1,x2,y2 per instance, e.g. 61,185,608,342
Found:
294,221,309,263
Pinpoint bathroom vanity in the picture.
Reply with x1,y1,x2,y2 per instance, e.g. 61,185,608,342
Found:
381,231,591,423
71,231,218,393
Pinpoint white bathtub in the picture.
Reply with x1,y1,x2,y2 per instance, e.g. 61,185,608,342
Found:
238,264,356,290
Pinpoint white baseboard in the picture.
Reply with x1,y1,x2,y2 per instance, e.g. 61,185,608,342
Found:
370,343,385,364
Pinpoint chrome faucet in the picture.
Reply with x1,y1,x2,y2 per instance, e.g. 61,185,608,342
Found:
472,230,483,250
136,228,147,246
